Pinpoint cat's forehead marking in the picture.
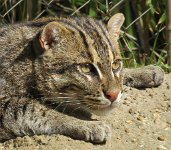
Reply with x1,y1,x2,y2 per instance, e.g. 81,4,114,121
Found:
56,17,117,74
74,17,114,63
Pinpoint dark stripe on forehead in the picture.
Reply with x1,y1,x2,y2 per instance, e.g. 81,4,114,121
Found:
58,19,89,49
87,19,110,58
77,18,107,57
94,20,114,52
74,18,102,56
74,17,96,38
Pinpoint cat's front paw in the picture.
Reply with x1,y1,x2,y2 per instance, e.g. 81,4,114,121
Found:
86,122,111,143
71,121,111,144
123,65,165,88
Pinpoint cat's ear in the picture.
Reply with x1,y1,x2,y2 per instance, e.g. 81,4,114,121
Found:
107,13,125,40
39,21,69,50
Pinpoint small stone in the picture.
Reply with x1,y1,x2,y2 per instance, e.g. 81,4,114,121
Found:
126,120,132,124
137,115,144,121
124,128,129,133
131,138,136,142
132,97,136,100
166,83,170,89
128,108,137,115
157,135,165,141
129,108,133,114
149,93,153,97
123,100,130,105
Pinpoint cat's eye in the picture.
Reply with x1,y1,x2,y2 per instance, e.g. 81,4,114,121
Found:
81,64,91,73
112,60,122,72
79,63,97,74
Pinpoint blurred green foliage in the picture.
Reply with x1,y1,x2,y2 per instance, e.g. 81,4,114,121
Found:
0,0,169,71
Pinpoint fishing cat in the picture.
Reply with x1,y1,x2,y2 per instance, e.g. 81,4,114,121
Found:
0,13,164,143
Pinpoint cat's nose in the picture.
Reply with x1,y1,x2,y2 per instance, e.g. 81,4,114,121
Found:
104,91,120,102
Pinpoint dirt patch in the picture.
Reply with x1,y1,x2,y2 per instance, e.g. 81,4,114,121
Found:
0,74,171,150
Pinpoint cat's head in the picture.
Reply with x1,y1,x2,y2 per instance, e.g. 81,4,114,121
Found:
35,14,125,115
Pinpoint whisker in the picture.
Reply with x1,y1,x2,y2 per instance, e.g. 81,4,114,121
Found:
42,97,104,108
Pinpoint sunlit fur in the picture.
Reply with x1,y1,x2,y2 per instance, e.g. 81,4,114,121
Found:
32,16,124,114
0,15,124,115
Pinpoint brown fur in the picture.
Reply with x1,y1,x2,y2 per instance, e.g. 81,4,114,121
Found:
0,14,164,143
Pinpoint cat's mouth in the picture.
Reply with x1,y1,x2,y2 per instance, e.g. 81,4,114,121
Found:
85,97,119,108
83,92,122,115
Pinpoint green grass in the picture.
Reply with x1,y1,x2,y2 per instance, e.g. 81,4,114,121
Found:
0,0,169,72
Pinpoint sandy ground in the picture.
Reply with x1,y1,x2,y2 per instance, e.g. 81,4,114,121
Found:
0,74,171,150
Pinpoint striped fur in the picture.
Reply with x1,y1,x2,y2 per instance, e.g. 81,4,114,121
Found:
0,14,124,142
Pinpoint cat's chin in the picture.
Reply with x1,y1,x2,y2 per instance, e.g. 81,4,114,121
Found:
90,102,119,116
87,96,123,116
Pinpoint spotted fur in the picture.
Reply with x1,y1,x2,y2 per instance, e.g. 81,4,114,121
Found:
0,14,124,143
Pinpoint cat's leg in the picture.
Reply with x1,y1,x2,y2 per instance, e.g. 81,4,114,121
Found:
123,65,165,88
0,98,111,144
